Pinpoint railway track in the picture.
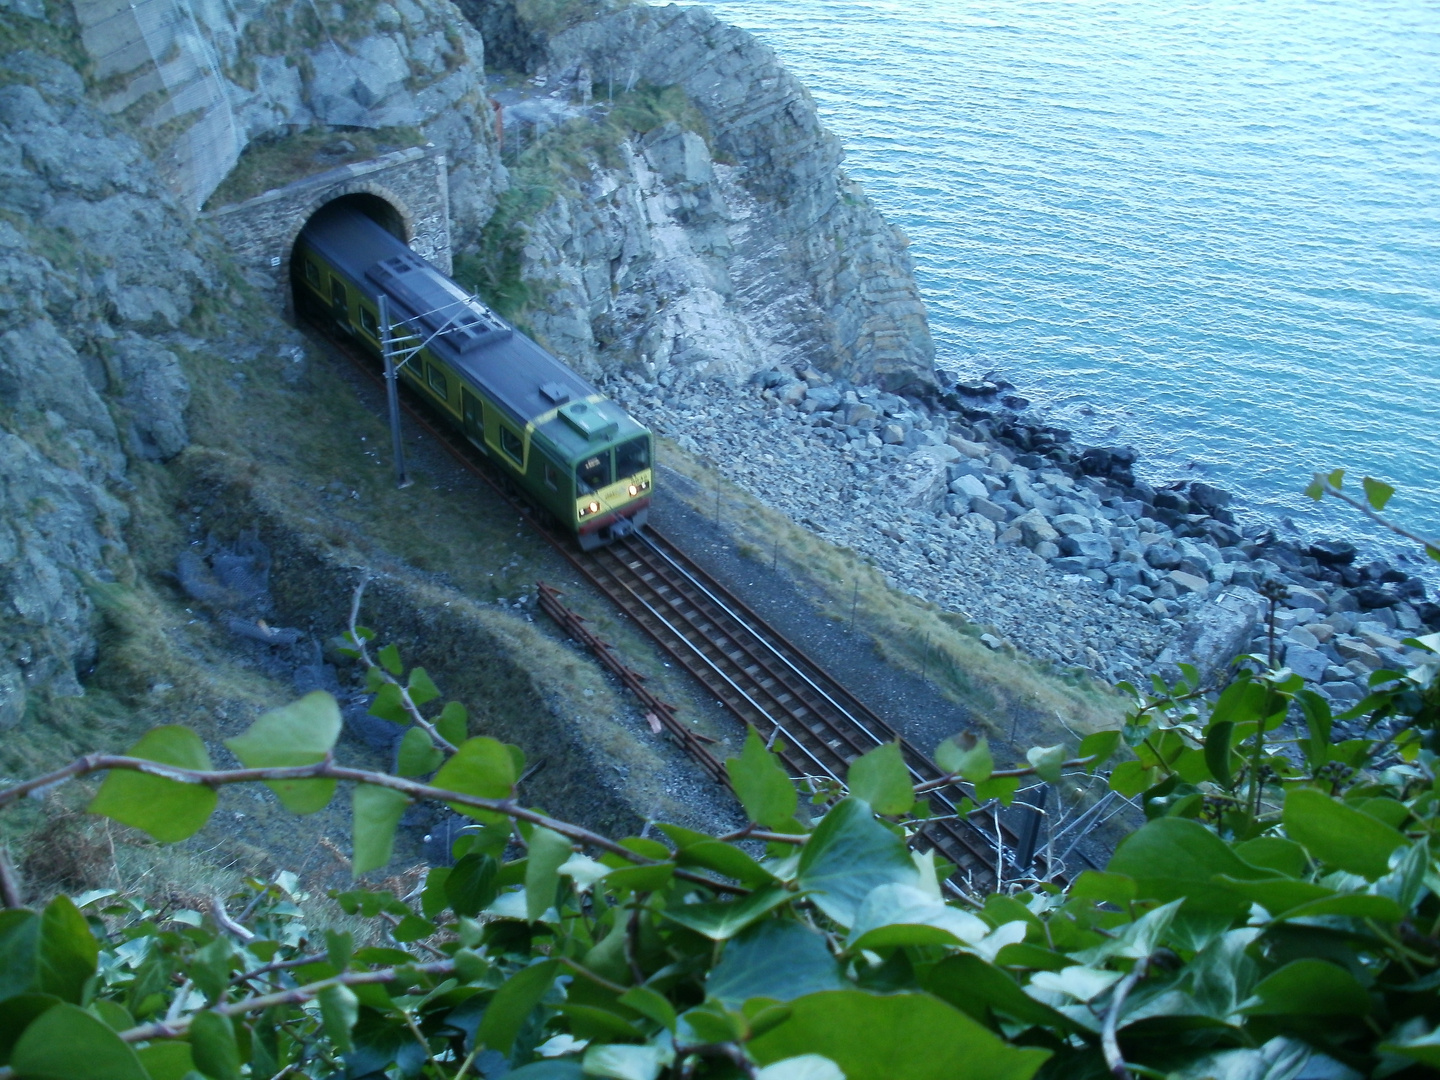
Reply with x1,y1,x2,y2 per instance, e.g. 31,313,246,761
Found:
313,325,1040,894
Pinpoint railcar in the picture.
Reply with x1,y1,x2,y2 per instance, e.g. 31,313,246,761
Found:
294,202,651,549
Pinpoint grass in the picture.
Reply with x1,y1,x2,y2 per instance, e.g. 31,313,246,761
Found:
654,439,1128,759
203,126,427,210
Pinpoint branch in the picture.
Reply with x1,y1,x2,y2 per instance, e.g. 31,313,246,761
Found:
0,757,747,894
1101,957,1151,1080
1317,477,1440,555
118,960,456,1044
912,755,1098,796
345,579,459,754
209,894,255,943
0,849,21,909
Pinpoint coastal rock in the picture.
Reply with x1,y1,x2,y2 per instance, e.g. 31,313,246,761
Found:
543,3,934,389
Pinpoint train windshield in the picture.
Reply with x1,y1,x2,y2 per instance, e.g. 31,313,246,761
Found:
576,453,611,493
616,437,650,478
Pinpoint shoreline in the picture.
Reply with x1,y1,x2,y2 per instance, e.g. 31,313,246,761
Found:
602,364,1439,718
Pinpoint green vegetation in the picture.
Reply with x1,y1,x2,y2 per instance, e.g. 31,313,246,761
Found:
3,578,1438,1079
202,126,427,210
455,83,710,323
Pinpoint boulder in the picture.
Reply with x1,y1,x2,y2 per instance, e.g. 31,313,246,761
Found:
1284,645,1330,682
1013,510,1059,549
969,497,1010,524
1309,540,1358,566
1050,513,1093,536
949,474,988,502
804,384,842,410
1188,481,1232,514
1168,570,1210,595
1334,639,1383,669
1284,586,1329,612
1144,544,1182,571
1061,532,1113,564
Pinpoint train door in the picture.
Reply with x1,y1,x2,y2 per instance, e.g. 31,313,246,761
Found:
329,278,349,329
462,390,487,454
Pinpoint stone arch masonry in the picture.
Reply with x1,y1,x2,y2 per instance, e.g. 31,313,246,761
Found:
204,147,453,309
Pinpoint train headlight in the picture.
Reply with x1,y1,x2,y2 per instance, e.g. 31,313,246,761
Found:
579,501,600,518
628,484,639,497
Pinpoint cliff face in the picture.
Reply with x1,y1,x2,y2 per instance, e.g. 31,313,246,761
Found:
0,46,214,726
490,1,935,391
0,0,938,741
71,0,504,233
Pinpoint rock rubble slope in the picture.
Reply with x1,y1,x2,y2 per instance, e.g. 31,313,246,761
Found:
605,364,1440,720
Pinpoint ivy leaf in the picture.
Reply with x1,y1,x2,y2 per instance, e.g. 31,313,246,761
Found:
846,743,914,816
396,728,443,777
1077,730,1120,770
1203,721,1235,790
525,827,574,923
707,920,845,1006
935,734,992,783
660,887,793,942
477,960,560,1057
1303,476,1325,502
36,896,98,1005
1362,476,1395,511
431,736,519,822
223,691,341,814
1025,745,1066,784
1326,468,1345,490
0,909,39,1002
377,643,403,676
726,728,797,829
1283,788,1406,880
319,984,359,1054
747,990,1050,1080
446,853,499,917
796,799,918,928
407,667,440,707
974,775,1019,805
9,1002,148,1080
89,726,217,842
437,701,469,746
135,1041,195,1080
190,1010,242,1080
368,683,408,724
352,784,410,875
1243,959,1371,1016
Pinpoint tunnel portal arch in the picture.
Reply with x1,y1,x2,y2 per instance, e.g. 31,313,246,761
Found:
203,147,451,313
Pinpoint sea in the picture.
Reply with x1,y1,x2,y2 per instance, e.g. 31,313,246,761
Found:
683,0,1440,571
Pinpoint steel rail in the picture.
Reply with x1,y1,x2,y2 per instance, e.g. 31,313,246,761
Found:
309,325,1035,888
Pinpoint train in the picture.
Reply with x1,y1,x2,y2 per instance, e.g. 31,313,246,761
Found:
293,201,652,549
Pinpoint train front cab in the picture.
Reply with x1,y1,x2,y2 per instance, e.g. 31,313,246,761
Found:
574,430,652,551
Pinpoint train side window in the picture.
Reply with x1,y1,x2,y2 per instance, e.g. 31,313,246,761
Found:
576,452,611,493
500,427,523,463
304,259,320,286
360,307,378,338
544,461,559,490
427,362,448,400
330,278,346,308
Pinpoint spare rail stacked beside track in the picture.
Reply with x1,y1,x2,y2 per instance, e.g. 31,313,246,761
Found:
315,327,1041,894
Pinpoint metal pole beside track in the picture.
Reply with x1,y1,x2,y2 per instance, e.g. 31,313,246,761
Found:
378,294,412,489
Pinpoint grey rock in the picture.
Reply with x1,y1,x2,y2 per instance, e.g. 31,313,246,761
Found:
1285,585,1329,612
970,497,1009,523
1168,570,1210,595
1050,513,1093,536
804,384,842,410
949,473,988,502
1062,532,1113,563
1145,544,1182,570
1285,625,1320,651
1285,645,1331,682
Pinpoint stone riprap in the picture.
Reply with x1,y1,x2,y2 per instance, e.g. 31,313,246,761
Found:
603,364,1439,712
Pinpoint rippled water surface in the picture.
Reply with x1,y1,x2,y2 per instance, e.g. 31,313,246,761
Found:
686,0,1440,549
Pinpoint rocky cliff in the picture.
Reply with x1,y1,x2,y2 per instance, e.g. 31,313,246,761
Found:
472,0,935,391
0,43,216,728
0,0,938,780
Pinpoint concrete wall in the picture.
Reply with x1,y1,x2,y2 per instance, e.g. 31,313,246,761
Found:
205,147,453,306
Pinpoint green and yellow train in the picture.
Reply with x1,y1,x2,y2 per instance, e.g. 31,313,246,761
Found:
294,201,652,549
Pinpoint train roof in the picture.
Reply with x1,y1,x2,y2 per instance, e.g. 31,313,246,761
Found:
299,204,645,458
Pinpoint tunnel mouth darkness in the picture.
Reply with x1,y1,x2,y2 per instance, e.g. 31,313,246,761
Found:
290,193,410,317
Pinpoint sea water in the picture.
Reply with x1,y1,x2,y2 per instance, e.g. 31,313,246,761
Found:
685,0,1440,561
